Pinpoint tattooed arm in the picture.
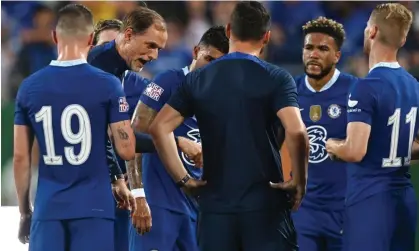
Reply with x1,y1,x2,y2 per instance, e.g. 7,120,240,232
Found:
127,102,158,189
109,120,135,161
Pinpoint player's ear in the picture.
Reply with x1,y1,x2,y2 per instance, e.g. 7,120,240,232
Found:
369,25,378,40
334,50,341,64
192,46,199,60
87,32,94,46
124,28,133,42
263,30,271,45
225,23,231,39
51,30,58,45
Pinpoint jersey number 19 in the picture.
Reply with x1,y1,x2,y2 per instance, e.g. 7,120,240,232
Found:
383,107,417,167
35,105,92,166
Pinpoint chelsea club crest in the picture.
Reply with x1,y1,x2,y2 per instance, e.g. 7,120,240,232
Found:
327,104,341,119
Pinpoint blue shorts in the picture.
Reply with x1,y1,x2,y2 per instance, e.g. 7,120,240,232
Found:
343,187,417,251
292,206,343,251
198,209,298,251
30,218,114,251
114,208,130,251
129,205,198,251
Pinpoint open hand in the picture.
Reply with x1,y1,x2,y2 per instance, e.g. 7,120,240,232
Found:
112,179,136,213
18,213,32,244
131,197,152,235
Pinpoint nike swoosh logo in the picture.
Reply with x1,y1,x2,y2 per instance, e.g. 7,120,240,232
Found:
300,108,304,111
348,94,358,108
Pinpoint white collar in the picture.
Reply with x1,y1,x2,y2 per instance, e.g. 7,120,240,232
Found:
305,68,341,93
182,66,189,76
50,59,87,67
369,62,401,73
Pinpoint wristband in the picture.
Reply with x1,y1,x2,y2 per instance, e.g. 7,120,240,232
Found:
111,174,124,183
176,174,191,187
131,188,146,198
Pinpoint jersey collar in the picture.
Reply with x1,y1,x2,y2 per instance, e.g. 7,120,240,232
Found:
369,62,401,73
182,66,190,76
50,59,87,67
304,68,341,93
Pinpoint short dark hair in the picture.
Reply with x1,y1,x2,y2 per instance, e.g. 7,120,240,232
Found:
56,4,94,35
121,7,166,35
198,26,229,54
93,19,123,45
302,17,346,50
230,1,271,41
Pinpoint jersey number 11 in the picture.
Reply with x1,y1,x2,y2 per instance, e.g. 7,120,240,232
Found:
383,107,417,167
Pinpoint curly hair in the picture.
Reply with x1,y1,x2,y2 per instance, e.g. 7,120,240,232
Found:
302,17,346,50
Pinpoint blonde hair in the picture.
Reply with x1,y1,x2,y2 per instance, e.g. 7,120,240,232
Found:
370,3,413,48
302,17,346,49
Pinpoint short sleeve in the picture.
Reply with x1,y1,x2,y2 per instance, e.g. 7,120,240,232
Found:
271,68,299,112
167,74,194,118
14,82,30,126
139,70,174,111
347,78,377,125
108,76,131,123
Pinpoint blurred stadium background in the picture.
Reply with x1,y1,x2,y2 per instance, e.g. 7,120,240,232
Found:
2,0,419,249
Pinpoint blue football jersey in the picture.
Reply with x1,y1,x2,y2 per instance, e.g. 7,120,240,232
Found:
296,70,357,211
167,53,297,213
346,62,419,206
88,40,128,79
14,59,130,220
139,66,202,219
115,71,150,172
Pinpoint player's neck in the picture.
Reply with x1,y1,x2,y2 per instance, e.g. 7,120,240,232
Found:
368,44,398,70
115,35,128,62
229,40,262,57
307,67,336,92
189,60,196,72
56,43,89,61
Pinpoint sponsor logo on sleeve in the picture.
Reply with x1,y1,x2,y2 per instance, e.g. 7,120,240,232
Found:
118,97,129,112
143,83,164,101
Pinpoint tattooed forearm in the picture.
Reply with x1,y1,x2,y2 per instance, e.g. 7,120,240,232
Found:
117,128,129,140
126,102,158,189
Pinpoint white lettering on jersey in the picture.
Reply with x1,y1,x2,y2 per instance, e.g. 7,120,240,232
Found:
118,97,129,112
181,129,201,166
307,125,329,163
348,94,358,108
144,83,164,101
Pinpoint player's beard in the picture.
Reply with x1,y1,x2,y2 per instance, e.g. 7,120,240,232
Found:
304,63,334,80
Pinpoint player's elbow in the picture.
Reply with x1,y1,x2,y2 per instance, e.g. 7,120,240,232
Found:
114,140,136,161
13,153,30,170
286,126,308,142
149,120,162,139
117,148,135,161
346,149,366,162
